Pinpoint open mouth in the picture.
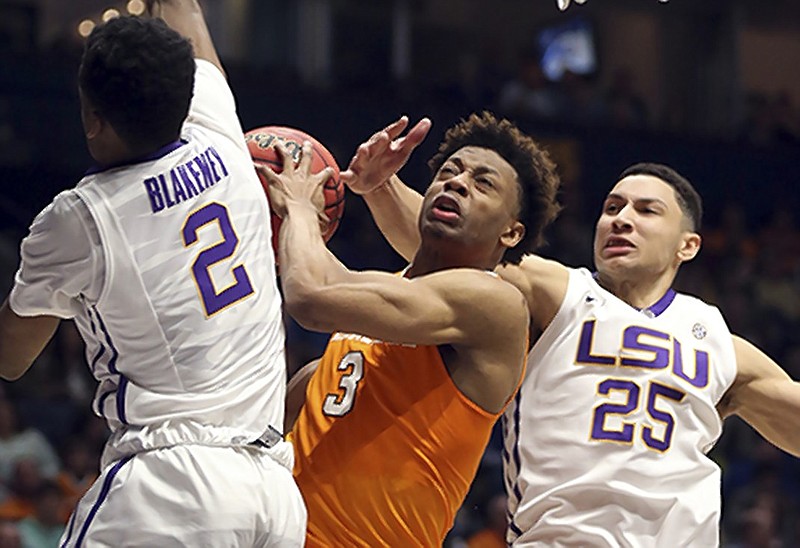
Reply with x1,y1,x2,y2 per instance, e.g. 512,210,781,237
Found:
603,237,635,255
431,195,461,221
605,237,634,248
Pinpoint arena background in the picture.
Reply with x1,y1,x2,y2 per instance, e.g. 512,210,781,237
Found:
0,0,798,545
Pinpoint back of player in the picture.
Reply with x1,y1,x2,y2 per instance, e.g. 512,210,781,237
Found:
8,12,305,547
503,268,736,547
292,332,510,547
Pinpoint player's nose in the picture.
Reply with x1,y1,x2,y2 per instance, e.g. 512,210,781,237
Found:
611,206,634,230
443,174,468,196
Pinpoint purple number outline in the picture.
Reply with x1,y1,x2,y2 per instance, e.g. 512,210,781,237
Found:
642,381,686,452
182,202,254,316
590,378,640,443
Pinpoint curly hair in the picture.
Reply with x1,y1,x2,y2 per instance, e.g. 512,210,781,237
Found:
79,16,195,153
428,111,562,264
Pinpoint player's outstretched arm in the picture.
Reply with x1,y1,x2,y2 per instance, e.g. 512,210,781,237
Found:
342,116,430,261
145,0,223,75
0,300,59,381
722,335,800,457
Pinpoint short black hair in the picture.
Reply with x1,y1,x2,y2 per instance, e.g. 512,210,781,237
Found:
79,16,195,153
619,163,703,231
428,111,561,264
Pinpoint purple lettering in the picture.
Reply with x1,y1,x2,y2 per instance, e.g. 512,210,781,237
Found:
170,169,188,204
144,177,164,213
157,174,176,209
576,320,616,365
194,155,214,188
673,340,709,388
206,147,229,178
177,165,199,198
620,326,670,369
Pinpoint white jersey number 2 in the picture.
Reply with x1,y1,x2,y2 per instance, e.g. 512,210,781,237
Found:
182,202,254,316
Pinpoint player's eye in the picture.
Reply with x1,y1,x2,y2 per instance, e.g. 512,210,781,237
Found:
440,165,458,175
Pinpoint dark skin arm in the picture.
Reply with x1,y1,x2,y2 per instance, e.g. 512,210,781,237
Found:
0,299,60,381
145,0,223,74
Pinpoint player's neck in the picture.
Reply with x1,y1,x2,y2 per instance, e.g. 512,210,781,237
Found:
596,270,676,310
407,244,496,278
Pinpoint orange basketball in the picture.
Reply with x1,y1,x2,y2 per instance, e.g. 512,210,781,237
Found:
245,126,344,253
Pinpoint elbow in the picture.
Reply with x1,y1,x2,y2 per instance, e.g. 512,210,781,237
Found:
0,361,29,381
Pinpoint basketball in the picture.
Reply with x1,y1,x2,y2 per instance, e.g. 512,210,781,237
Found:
245,126,344,252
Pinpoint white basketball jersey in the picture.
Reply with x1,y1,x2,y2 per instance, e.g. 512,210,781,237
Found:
12,61,289,467
504,268,737,547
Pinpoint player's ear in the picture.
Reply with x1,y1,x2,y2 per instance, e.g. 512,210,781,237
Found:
82,108,104,141
501,221,525,249
677,231,701,263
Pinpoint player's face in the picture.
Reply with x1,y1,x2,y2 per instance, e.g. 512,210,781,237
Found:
593,175,697,279
419,146,523,254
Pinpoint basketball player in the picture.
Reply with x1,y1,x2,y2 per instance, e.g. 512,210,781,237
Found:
342,118,800,547
0,1,305,546
257,111,561,546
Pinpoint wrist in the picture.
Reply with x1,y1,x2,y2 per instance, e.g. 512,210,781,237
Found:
361,175,395,197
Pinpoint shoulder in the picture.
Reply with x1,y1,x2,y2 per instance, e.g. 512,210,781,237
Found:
429,268,526,310
497,254,571,330
435,269,530,341
26,191,96,246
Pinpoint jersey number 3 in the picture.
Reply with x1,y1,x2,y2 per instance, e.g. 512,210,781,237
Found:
183,202,254,316
323,351,365,417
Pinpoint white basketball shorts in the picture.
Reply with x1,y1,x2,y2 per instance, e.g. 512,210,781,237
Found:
59,444,306,547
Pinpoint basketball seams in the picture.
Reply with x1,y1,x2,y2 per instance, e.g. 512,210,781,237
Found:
245,125,344,244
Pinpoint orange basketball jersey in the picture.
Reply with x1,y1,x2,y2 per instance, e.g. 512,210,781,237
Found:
291,332,515,547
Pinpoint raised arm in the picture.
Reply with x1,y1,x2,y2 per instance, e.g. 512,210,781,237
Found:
721,335,800,457
341,116,431,261
258,142,528,348
146,0,223,74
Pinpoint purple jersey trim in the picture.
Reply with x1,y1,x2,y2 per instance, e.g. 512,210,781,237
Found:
90,307,127,424
592,271,676,318
117,376,129,425
642,288,676,318
84,139,187,176
503,392,525,542
92,307,119,375
59,510,77,548
71,455,135,547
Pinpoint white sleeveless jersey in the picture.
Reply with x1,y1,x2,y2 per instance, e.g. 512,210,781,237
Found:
11,61,290,468
503,268,737,547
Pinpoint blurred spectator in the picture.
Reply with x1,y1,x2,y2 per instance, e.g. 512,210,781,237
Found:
740,91,800,148
560,70,607,127
773,90,800,146
55,438,97,522
0,401,59,483
17,481,64,548
0,521,20,548
498,51,563,121
0,460,44,521
605,67,649,129
466,493,507,548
